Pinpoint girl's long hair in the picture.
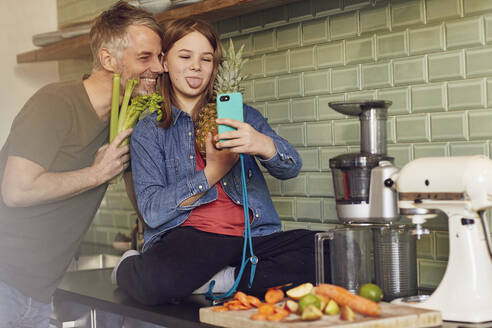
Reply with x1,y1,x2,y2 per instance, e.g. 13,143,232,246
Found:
159,18,222,129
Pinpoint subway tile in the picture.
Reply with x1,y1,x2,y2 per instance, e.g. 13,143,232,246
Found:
322,198,339,223
253,29,276,53
463,0,492,15
251,102,267,117
332,66,360,92
292,97,317,122
277,123,306,146
263,6,288,28
428,51,464,81
318,94,347,120
304,70,331,96
273,197,295,219
450,141,489,156
308,173,334,197
264,51,289,76
306,121,333,146
282,174,307,196
448,79,486,111
277,23,301,49
278,74,303,98
347,90,377,101
466,48,492,78
265,175,281,195
446,17,484,49
346,37,375,64
378,87,411,115
242,80,254,103
391,0,425,28
320,147,350,170
243,55,264,79
468,109,492,139
218,18,241,36
240,11,264,33
387,144,413,167
330,12,358,40
396,114,430,143
487,79,492,107
296,198,322,222
254,77,277,101
312,0,343,15
409,25,445,55
416,233,434,259
287,1,313,21
298,147,320,171
377,32,408,60
302,18,329,45
317,42,345,68
393,56,427,86
435,231,449,260
291,46,316,72
231,35,254,56
414,143,449,158
486,15,492,44
426,0,462,22
430,111,468,141
333,119,360,145
282,221,309,230
362,62,392,89
418,259,446,288
360,6,389,33
411,83,446,113
386,116,397,144
266,100,291,124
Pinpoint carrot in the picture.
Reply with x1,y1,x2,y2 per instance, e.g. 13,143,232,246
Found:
258,303,275,315
264,288,284,304
212,305,229,312
274,306,289,317
316,284,380,317
267,313,287,322
250,313,267,321
234,291,250,307
246,295,262,308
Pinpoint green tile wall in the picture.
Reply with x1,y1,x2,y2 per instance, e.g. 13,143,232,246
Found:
60,0,492,289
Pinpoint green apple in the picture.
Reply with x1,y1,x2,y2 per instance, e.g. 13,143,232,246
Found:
301,304,323,321
324,299,340,315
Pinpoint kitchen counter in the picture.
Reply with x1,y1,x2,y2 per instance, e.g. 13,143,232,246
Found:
54,269,490,328
54,268,214,327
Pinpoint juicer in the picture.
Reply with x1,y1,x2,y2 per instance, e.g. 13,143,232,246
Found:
387,155,492,323
329,100,399,224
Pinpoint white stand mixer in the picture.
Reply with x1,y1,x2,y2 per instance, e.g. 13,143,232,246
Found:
388,155,492,323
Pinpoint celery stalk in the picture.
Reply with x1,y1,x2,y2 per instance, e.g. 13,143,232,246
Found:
109,74,120,143
117,79,139,134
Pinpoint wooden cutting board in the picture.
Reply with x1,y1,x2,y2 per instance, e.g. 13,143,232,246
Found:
200,302,442,328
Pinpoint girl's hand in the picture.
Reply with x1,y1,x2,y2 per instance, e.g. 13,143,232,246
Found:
214,118,277,160
203,132,238,186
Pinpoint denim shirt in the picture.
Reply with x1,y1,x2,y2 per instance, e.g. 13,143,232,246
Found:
130,104,302,252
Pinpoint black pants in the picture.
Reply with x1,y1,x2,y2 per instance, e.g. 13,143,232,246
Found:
117,227,322,305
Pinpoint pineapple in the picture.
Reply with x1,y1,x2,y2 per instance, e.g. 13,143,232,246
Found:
195,39,248,157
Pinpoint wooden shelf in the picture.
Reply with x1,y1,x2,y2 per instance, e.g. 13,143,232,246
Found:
17,0,302,64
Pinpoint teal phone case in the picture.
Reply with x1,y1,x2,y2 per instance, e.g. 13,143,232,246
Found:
217,92,244,134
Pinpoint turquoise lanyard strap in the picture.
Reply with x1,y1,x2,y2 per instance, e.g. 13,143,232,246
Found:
206,154,257,301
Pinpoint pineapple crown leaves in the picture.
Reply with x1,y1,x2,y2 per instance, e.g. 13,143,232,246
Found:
213,39,249,97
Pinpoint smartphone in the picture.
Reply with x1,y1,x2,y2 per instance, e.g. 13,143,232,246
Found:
217,92,244,136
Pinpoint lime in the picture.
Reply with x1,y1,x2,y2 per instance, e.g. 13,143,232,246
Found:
298,294,321,313
358,283,383,302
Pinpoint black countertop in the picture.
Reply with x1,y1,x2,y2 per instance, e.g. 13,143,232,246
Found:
55,269,215,328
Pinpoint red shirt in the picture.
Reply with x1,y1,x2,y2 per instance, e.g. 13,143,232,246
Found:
181,146,251,236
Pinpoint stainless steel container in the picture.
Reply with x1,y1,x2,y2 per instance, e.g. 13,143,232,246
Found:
373,225,417,301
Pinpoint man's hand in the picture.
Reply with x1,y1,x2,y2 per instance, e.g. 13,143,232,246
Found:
214,118,276,160
203,132,238,186
90,128,133,184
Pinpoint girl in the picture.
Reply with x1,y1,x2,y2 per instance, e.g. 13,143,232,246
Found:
114,18,319,305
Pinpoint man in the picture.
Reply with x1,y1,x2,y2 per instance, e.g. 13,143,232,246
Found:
0,2,164,326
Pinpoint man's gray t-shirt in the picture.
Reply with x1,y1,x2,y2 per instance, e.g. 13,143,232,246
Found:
0,80,109,302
